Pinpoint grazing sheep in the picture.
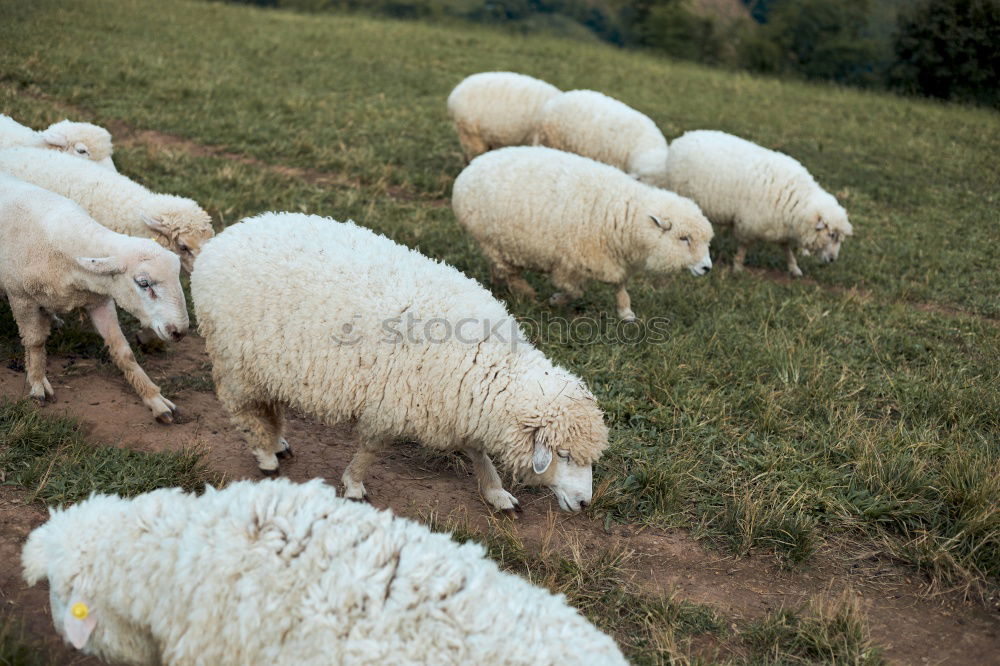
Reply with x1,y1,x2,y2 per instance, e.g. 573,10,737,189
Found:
533,90,670,187
0,174,187,422
452,146,714,321
663,130,853,276
0,114,116,170
0,147,213,273
192,213,608,513
23,478,628,665
447,71,561,161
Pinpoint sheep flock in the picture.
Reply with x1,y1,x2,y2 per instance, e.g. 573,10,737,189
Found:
5,66,856,664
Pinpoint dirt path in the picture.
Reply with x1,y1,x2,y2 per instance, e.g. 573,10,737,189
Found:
2,336,998,664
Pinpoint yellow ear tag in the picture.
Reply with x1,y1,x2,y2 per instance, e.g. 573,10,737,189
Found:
71,602,89,620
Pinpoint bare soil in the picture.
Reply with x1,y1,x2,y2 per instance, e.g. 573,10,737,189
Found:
2,336,998,664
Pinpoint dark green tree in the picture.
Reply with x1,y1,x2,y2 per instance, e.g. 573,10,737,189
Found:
891,0,1000,107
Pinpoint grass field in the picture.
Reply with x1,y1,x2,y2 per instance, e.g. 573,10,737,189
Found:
0,0,998,662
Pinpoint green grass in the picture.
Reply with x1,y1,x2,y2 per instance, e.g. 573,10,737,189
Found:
0,400,216,504
0,613,53,666
0,0,997,621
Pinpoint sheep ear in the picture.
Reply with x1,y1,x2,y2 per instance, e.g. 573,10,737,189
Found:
62,594,97,650
76,257,125,276
649,215,671,231
140,213,170,236
532,435,552,475
41,129,68,149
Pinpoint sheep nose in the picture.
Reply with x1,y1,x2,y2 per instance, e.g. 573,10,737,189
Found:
578,500,589,510
166,325,185,342
702,265,711,273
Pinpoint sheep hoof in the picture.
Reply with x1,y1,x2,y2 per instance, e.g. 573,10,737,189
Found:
500,507,522,519
789,267,804,278
155,410,174,424
260,467,280,477
346,493,369,503
276,447,293,460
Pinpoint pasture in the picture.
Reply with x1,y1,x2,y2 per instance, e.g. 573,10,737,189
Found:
0,0,998,662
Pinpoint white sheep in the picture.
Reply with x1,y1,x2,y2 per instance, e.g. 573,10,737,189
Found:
533,89,670,187
447,71,561,161
0,173,188,422
452,146,714,321
23,478,628,665
0,147,213,274
192,213,609,513
663,130,854,276
0,114,116,170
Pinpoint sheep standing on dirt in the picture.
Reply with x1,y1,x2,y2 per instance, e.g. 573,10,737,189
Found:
23,478,628,665
663,130,853,276
452,147,714,321
0,174,187,422
533,89,670,187
447,71,561,161
0,114,116,170
0,147,213,273
192,213,609,513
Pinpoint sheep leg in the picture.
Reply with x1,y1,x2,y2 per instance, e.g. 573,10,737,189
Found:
615,284,636,322
549,273,583,308
87,299,176,424
491,261,536,300
9,298,54,402
228,402,285,474
464,447,520,514
733,244,748,272
343,438,387,501
785,243,804,278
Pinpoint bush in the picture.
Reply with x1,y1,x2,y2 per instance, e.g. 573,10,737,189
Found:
891,0,1000,108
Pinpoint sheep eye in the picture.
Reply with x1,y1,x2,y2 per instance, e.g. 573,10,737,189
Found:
76,147,88,155
556,450,570,461
135,278,151,289
178,243,190,253
680,235,691,244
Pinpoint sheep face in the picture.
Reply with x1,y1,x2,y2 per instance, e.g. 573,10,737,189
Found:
801,195,852,263
641,203,714,277
40,120,116,170
517,385,608,512
77,246,189,341
524,448,595,512
142,196,216,273
23,507,158,663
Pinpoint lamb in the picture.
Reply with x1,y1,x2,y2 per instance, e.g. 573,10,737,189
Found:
0,147,213,273
663,130,854,277
533,89,670,187
23,478,628,665
192,212,609,513
0,173,188,422
447,71,561,161
452,146,714,321
0,114,116,170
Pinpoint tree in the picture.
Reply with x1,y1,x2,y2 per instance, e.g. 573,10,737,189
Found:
892,0,1000,107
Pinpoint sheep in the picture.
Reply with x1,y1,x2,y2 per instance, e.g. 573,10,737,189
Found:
23,478,628,665
452,146,714,321
0,147,213,274
0,173,188,422
447,71,561,162
663,130,854,277
533,89,670,187
192,212,609,513
0,113,116,170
